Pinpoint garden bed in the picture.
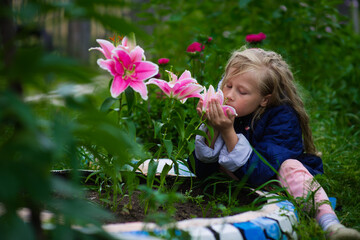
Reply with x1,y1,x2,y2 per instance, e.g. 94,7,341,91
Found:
52,169,262,222
84,177,261,224
52,164,263,224
49,169,299,239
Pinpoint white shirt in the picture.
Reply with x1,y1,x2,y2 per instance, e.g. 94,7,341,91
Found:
195,124,253,172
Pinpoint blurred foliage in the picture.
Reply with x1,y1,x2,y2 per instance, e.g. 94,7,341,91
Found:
1,0,360,238
0,0,146,239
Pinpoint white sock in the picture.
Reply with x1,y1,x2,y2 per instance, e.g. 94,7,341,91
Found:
318,213,341,231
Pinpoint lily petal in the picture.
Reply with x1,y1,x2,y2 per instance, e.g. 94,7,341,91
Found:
166,70,178,83
123,36,136,52
222,105,238,117
180,92,203,103
88,39,115,59
134,61,159,81
129,80,148,100
97,58,118,76
203,85,216,111
121,37,128,47
178,84,203,103
178,70,192,80
177,83,203,99
112,48,132,69
130,46,145,63
172,78,198,95
111,75,130,98
215,88,224,105
147,79,172,96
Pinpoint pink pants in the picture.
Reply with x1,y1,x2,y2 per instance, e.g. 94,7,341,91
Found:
277,159,335,220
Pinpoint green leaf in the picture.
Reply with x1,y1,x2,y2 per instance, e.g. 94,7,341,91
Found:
108,78,113,90
153,120,164,139
147,159,158,188
125,87,135,112
100,97,117,112
159,163,172,188
163,139,173,158
238,0,252,8
193,129,210,144
174,115,185,141
124,119,136,141
187,139,195,153
52,177,83,198
184,118,199,137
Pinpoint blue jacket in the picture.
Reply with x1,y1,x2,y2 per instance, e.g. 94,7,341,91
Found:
191,104,323,187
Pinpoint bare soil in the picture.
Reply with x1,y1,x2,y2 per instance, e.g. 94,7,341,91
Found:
84,176,261,224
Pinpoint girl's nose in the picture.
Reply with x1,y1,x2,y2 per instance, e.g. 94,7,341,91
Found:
225,90,234,101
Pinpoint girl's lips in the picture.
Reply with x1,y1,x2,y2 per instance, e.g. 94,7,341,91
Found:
225,103,233,108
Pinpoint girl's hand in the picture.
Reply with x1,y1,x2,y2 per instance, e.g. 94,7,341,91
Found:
206,99,235,131
206,99,238,152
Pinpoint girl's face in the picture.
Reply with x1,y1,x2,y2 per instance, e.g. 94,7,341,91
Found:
222,69,269,117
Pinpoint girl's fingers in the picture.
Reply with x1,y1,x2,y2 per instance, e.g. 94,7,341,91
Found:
197,100,207,119
226,109,235,120
211,100,224,118
207,99,235,129
197,99,203,109
209,100,216,117
206,111,212,124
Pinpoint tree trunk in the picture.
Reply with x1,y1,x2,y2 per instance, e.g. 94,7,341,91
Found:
352,0,359,34
67,19,91,63
0,0,23,95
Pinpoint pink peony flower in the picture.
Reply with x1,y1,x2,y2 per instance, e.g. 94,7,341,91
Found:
92,39,158,100
186,42,205,53
147,70,203,103
200,85,237,117
245,32,267,43
158,58,170,65
207,36,213,42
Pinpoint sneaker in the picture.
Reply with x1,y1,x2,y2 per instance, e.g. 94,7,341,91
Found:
326,224,360,240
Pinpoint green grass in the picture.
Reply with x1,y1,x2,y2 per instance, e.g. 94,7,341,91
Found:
293,86,360,238
317,130,360,231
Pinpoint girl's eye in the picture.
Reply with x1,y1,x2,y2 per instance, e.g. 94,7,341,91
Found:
238,89,247,95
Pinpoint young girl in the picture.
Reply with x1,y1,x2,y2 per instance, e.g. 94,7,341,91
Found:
192,48,360,239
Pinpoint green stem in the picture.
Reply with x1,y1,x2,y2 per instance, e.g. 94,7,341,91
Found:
192,57,196,79
174,112,206,161
157,98,175,160
171,114,206,190
118,97,122,125
156,144,164,161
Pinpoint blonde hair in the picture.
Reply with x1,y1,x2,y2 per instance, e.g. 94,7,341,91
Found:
220,47,318,155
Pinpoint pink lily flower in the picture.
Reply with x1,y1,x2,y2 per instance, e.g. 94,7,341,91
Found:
89,37,143,60
97,46,158,100
147,70,203,103
200,85,237,117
